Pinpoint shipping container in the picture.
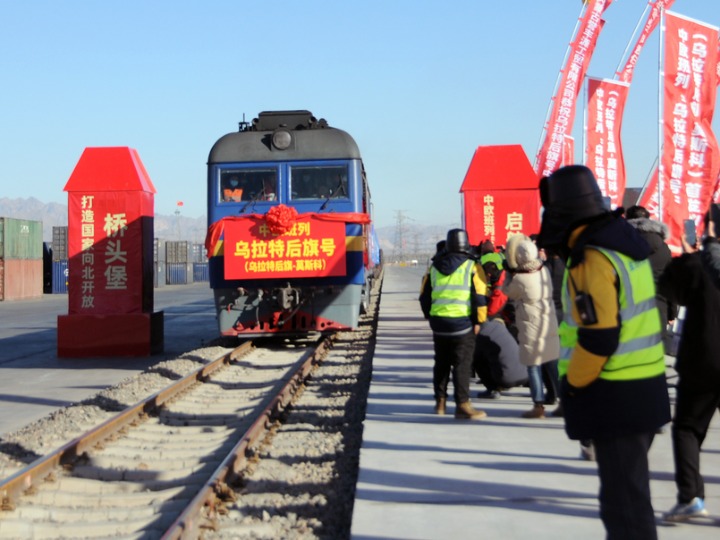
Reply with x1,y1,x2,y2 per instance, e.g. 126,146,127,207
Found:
52,260,69,294
154,261,166,288
52,226,69,261
166,262,193,285
192,262,209,282
0,217,43,260
43,242,53,293
191,243,207,263
1,258,43,300
154,238,166,263
166,241,190,263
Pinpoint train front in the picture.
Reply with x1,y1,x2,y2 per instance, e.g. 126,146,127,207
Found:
206,110,372,337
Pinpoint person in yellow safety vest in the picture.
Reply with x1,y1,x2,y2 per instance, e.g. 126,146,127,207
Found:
537,165,670,540
420,228,489,420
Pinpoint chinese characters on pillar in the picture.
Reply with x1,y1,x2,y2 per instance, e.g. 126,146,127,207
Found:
103,212,129,291
68,192,144,315
80,195,96,309
480,193,527,246
505,212,524,241
483,195,495,243
77,197,130,309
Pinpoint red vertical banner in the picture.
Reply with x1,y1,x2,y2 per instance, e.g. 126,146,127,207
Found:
657,12,720,252
586,78,630,208
562,135,575,167
618,0,676,84
536,0,614,177
714,38,720,203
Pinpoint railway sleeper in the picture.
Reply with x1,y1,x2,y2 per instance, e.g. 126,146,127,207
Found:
28,484,185,508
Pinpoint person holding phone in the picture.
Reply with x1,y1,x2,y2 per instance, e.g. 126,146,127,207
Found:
683,219,697,249
625,205,676,351
658,209,720,522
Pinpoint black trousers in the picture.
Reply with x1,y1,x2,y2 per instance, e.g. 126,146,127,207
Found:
541,360,559,401
594,432,657,540
432,331,475,405
672,378,720,503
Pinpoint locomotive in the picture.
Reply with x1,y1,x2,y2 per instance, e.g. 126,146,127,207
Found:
205,110,380,336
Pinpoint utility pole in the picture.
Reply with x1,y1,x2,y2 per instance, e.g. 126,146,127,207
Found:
392,210,409,263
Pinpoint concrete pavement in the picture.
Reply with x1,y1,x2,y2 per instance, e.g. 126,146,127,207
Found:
351,264,719,539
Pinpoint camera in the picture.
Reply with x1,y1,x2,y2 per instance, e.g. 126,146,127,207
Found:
574,292,598,325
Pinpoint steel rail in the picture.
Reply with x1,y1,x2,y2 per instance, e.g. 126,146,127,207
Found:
161,335,334,539
0,341,254,509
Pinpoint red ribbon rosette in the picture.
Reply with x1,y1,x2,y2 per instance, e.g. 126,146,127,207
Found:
265,204,299,235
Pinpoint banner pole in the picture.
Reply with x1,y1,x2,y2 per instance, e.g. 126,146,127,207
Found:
614,1,653,79
534,3,587,167
582,77,588,165
637,155,659,203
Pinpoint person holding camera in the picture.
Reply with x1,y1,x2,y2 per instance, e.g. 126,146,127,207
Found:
537,165,670,540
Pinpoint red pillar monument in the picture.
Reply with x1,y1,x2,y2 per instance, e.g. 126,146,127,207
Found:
57,147,164,357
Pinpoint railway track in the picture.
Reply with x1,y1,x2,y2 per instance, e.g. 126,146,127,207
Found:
0,336,335,539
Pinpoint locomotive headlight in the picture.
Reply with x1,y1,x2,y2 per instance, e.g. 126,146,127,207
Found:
272,129,292,150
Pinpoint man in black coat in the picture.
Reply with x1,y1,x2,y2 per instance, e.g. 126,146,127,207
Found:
658,214,720,522
626,205,676,345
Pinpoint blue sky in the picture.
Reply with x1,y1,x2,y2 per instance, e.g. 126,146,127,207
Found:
1,0,718,230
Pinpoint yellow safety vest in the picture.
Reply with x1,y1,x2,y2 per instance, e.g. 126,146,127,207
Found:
558,246,665,381
429,260,474,319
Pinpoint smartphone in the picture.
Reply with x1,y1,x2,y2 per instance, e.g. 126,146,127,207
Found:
683,219,697,247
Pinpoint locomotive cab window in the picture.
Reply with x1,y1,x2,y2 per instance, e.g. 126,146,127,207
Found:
290,165,349,201
220,169,278,203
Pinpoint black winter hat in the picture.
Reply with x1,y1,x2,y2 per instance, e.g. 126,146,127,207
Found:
446,228,470,254
538,165,608,248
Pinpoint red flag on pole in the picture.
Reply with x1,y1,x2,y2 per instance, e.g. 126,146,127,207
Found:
562,135,575,167
535,0,614,178
642,12,720,253
713,38,720,203
618,0,676,84
585,78,630,208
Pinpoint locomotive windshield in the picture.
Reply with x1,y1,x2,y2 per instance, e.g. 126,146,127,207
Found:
220,168,277,203
290,165,349,201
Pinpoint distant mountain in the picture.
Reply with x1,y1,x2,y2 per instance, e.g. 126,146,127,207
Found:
374,222,460,264
0,197,207,243
0,197,455,261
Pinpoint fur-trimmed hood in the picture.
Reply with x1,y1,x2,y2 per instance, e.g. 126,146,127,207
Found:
505,234,542,272
627,217,668,240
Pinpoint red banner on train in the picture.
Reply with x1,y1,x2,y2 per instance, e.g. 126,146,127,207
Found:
224,216,347,279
